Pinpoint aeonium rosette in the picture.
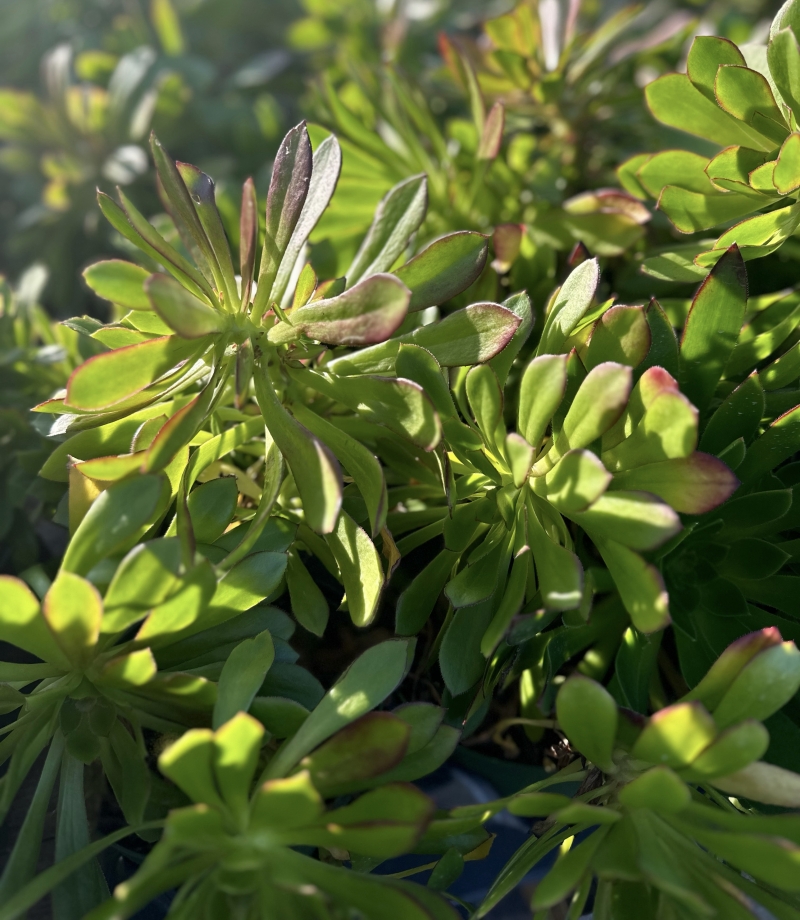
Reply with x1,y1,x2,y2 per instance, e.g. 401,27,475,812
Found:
34,121,522,540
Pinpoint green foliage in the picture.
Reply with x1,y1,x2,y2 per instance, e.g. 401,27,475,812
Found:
3,1,800,918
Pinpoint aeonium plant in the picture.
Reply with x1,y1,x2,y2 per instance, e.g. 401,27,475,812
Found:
313,252,740,715
619,0,800,280
0,640,469,920
36,119,520,541
0,461,325,909
472,628,800,920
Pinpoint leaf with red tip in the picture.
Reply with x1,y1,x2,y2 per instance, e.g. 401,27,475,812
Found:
683,628,784,710
611,453,739,513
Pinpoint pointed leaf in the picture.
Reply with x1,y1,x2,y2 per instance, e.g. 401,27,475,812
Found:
555,362,632,454
347,175,428,285
271,134,342,306
293,403,386,536
254,122,313,312
736,403,800,483
680,245,748,413
539,258,600,354
175,163,238,306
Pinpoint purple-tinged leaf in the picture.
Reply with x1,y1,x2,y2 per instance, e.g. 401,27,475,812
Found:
684,627,784,710
288,273,409,346
299,712,410,798
271,134,342,307
601,389,698,472
176,162,238,309
477,101,505,161
611,453,739,514
64,336,201,410
395,231,488,311
491,224,523,273
602,365,680,451
239,177,258,307
150,134,223,292
253,122,313,314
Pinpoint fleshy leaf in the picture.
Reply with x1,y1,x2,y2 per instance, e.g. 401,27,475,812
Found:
146,274,224,339
633,701,717,768
64,336,200,410
262,638,415,780
679,244,748,414
325,511,384,627
254,361,342,534
347,175,428,285
556,676,618,773
83,260,151,310
394,231,488,312
253,122,313,313
286,273,409,346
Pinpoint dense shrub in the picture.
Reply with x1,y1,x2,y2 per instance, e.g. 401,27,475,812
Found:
3,1,800,919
